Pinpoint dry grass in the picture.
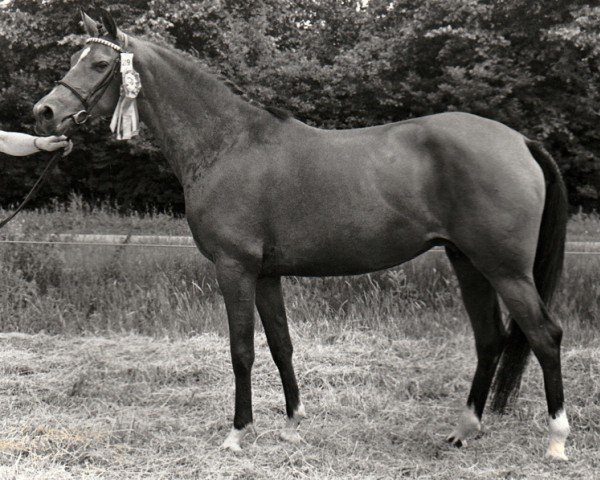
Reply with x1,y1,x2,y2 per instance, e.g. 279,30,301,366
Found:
0,331,597,479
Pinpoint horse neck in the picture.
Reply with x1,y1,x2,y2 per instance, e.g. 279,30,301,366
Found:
128,37,250,186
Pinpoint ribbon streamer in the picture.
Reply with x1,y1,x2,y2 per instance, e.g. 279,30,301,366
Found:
110,94,139,140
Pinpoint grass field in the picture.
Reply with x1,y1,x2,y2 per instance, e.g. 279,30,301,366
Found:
0,198,598,478
0,332,598,479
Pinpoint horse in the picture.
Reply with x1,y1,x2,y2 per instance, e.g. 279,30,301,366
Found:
33,9,570,460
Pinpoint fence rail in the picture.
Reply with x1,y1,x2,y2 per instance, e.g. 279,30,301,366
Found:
0,234,198,249
1,234,600,255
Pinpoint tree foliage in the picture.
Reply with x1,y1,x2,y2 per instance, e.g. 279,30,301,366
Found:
1,0,599,212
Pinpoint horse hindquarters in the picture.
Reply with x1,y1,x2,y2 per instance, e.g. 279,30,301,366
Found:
490,140,568,414
448,137,569,459
490,140,570,460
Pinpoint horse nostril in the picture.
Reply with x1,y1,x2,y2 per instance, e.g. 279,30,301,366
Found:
41,105,54,121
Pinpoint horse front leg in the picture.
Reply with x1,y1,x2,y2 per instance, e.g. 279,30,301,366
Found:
217,259,258,452
256,276,305,443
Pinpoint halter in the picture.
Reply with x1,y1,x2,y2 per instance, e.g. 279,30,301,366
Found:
56,37,125,125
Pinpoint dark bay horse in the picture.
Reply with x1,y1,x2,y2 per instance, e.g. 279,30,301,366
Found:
33,10,570,460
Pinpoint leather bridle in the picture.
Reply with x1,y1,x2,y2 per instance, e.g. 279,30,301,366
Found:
57,37,125,125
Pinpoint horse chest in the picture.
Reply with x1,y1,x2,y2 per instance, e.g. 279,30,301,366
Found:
185,206,264,265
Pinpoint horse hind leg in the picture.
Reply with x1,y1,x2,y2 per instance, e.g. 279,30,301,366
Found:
445,246,507,447
255,276,305,443
490,274,569,460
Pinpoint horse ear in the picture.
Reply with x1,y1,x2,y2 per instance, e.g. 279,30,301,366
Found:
80,8,99,37
99,8,118,40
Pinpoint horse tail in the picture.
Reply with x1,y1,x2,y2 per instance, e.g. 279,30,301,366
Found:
489,138,568,413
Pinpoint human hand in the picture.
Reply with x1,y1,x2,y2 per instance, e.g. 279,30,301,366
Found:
35,135,71,153
62,139,73,157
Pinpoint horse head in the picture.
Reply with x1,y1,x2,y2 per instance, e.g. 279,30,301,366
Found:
33,9,126,135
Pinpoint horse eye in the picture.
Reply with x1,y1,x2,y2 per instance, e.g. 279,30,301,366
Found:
94,61,109,71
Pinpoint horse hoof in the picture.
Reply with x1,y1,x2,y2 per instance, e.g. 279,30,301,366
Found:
221,440,242,453
446,407,479,449
545,451,569,462
446,435,465,448
545,441,569,461
220,426,249,452
280,429,302,444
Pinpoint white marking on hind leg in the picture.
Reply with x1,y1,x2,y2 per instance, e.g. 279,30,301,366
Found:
545,409,570,461
446,405,481,448
221,424,253,452
280,402,306,444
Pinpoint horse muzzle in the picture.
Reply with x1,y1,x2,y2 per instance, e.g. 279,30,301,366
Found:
34,107,86,137
33,99,59,135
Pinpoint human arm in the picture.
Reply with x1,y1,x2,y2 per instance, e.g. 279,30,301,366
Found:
0,131,72,156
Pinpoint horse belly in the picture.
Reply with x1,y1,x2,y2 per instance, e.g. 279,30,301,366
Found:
261,214,435,277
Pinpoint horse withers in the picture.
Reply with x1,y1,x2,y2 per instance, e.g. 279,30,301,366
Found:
33,9,570,460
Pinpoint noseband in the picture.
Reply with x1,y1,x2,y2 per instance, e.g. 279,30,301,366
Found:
57,38,124,125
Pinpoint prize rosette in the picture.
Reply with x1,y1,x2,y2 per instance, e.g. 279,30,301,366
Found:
122,70,142,99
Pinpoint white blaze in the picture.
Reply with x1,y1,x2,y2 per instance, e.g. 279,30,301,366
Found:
75,47,91,66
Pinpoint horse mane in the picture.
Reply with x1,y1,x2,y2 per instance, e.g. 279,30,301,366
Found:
216,75,292,121
146,38,292,121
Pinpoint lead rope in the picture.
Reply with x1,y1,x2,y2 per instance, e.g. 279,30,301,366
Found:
0,151,62,230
